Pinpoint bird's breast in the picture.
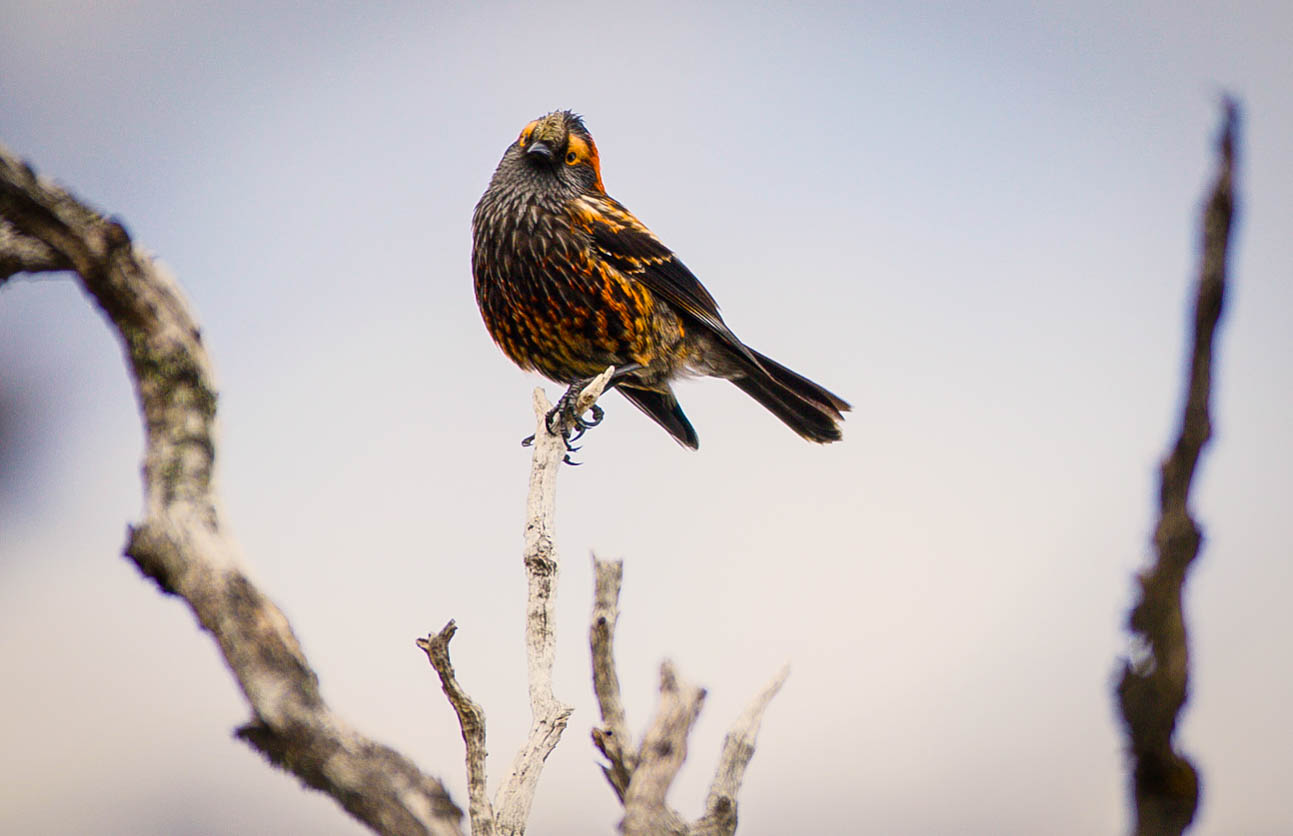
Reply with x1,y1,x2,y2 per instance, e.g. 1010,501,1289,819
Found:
472,191,675,382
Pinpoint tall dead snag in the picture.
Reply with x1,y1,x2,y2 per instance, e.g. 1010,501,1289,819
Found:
0,144,464,836
418,376,610,835
1117,99,1239,836
591,557,789,836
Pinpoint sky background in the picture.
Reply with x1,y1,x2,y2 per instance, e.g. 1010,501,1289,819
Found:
2,1,1291,833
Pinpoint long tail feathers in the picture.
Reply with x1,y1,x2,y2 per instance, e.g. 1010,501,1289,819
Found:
617,385,700,449
731,349,850,444
616,350,847,448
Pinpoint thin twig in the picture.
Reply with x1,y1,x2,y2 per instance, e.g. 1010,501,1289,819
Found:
1116,97,1239,836
418,622,496,836
0,143,463,835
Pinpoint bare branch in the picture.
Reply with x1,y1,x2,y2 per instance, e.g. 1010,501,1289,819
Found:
492,379,612,833
418,623,496,836
590,556,635,801
1,216,70,279
693,665,790,835
421,375,614,835
0,142,463,836
622,661,706,836
589,556,786,835
1116,98,1239,836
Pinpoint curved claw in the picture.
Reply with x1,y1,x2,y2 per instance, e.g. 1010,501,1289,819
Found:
544,406,563,436
529,380,610,462
568,402,605,438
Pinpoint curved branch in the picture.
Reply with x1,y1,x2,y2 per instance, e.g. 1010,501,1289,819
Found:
0,142,463,836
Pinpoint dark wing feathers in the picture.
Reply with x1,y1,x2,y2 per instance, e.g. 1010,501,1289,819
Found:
617,385,700,449
584,196,755,363
587,199,718,316
577,194,848,447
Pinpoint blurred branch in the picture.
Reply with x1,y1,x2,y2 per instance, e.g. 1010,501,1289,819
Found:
419,376,612,835
590,557,635,800
590,556,787,835
0,141,464,836
1116,98,1239,836
694,663,790,835
1,216,69,279
623,661,706,836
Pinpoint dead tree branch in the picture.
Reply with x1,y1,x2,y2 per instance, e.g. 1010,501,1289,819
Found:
590,556,787,836
1116,98,1239,836
590,558,635,801
419,622,495,836
1,216,68,278
419,375,611,835
623,661,707,836
694,663,791,835
0,142,464,836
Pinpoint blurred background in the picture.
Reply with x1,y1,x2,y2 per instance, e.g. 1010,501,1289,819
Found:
1,2,1290,833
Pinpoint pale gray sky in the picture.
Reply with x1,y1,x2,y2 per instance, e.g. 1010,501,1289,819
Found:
2,1,1290,834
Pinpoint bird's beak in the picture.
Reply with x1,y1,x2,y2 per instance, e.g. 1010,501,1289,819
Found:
526,140,554,162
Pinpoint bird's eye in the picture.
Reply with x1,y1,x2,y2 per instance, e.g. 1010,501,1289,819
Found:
565,151,578,164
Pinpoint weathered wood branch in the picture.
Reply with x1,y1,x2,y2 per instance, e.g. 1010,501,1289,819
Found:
694,664,790,835
590,557,636,801
420,374,612,835
1116,98,1239,836
0,142,464,836
419,622,495,836
623,661,706,836
590,556,787,836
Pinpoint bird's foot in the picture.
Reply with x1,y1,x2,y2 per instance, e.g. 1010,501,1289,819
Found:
519,380,607,465
547,382,605,438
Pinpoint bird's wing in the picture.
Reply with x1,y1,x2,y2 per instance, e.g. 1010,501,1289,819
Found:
617,384,700,449
573,194,753,361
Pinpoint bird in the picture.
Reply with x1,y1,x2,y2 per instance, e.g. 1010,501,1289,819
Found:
471,110,849,451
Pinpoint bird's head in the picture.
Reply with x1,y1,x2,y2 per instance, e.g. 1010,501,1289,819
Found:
498,110,606,195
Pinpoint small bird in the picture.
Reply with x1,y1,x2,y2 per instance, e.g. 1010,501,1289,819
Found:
472,110,849,450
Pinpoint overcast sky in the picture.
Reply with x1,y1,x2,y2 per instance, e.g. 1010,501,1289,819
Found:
2,2,1290,833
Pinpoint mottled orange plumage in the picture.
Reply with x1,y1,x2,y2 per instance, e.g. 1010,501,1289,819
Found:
472,111,848,449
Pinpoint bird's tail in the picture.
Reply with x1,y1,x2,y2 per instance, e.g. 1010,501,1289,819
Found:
731,349,850,444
